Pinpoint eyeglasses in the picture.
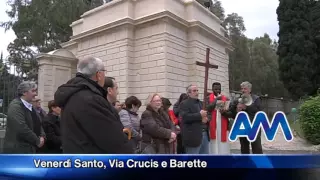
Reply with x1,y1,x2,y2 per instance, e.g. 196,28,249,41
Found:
192,90,198,92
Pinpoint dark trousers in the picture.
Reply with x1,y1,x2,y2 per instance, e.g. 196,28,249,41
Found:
176,134,185,154
240,131,263,154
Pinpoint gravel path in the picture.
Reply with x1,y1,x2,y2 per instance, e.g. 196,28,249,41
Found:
230,131,320,152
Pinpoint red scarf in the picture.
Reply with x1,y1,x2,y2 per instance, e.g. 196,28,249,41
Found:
209,93,228,142
168,110,178,154
168,110,178,125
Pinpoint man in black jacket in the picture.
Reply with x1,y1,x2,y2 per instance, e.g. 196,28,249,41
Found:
180,84,209,154
237,81,263,154
224,81,263,154
54,57,133,154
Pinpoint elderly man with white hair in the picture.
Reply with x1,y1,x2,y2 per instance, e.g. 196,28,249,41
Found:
180,84,209,154
54,56,133,154
3,81,46,153
225,81,263,154
237,81,263,154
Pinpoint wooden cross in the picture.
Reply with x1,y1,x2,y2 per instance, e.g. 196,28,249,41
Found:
196,48,218,110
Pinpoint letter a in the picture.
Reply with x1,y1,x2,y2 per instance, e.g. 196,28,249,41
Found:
229,112,252,142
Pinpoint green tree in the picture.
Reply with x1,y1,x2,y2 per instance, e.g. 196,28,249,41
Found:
222,13,250,91
277,0,318,100
210,0,225,21
195,0,289,98
0,52,22,114
248,34,289,97
222,13,246,39
310,0,320,92
1,0,105,79
196,0,225,21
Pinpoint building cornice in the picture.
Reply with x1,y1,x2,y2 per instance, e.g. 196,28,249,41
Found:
36,53,78,63
64,11,232,50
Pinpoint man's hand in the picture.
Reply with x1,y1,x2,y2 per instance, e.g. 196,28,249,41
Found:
200,110,207,118
168,132,177,143
202,116,208,123
38,137,45,148
200,110,208,123
239,103,246,110
216,95,223,100
237,103,246,112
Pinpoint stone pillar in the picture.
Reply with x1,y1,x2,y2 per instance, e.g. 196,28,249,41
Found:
36,49,78,111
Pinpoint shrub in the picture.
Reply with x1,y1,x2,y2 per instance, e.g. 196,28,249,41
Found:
299,95,320,144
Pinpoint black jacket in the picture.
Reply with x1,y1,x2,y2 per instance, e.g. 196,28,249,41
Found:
180,98,209,147
41,113,62,153
54,73,133,154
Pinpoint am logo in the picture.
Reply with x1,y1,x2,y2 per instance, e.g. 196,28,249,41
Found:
229,111,293,142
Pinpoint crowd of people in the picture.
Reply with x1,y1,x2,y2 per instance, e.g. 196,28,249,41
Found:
1,56,263,154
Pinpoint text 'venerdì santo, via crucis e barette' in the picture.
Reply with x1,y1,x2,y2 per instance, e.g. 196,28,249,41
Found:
33,159,208,169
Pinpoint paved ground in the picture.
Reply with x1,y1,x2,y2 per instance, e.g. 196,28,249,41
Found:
230,131,320,179
230,131,320,152
231,149,320,154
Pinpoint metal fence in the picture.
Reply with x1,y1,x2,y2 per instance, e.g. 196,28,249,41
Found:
0,63,22,130
0,61,36,152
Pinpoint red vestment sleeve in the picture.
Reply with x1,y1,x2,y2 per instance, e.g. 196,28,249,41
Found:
168,110,178,125
209,93,228,142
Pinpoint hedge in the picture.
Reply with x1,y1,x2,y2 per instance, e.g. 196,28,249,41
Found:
299,95,320,145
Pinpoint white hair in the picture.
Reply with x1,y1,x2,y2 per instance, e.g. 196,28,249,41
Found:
240,81,252,90
77,57,105,77
17,81,37,97
186,84,197,94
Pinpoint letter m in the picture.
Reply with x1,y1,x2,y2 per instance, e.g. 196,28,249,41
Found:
229,111,293,142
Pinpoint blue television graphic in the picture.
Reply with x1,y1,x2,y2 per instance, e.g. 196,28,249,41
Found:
229,111,293,142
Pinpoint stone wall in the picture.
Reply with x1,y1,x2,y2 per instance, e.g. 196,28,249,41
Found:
64,26,133,103
188,27,230,101
130,21,167,108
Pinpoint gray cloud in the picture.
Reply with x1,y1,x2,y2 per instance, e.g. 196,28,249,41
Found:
221,0,279,40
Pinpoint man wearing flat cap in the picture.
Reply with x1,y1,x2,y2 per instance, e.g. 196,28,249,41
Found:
31,97,47,121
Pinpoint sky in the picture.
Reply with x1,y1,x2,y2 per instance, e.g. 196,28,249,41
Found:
0,0,279,58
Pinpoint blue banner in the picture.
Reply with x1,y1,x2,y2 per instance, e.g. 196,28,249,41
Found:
0,155,318,179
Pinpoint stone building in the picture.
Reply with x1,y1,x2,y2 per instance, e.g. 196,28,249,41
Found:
36,0,233,111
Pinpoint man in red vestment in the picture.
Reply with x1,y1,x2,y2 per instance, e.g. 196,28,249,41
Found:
206,82,230,154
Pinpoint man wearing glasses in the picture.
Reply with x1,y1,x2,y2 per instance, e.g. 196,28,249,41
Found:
179,84,209,154
54,57,133,154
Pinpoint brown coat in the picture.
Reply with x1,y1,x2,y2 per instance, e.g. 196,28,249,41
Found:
140,106,175,154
